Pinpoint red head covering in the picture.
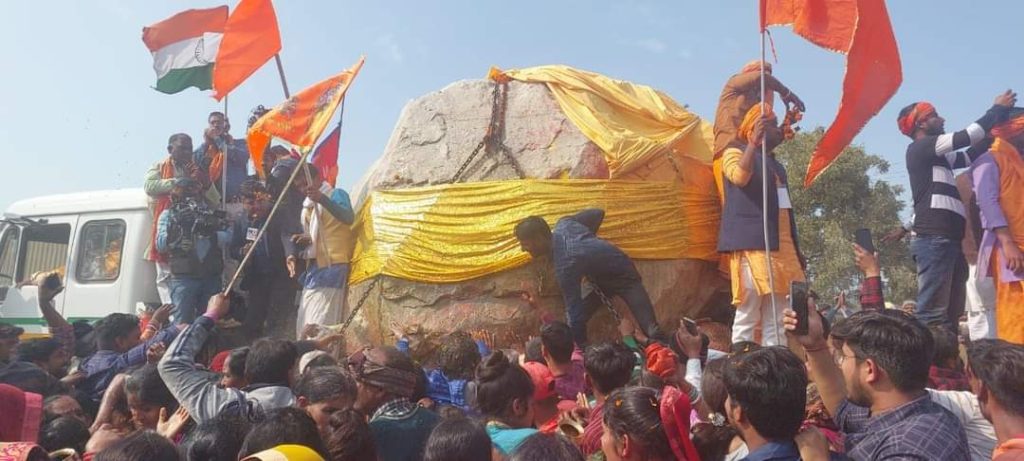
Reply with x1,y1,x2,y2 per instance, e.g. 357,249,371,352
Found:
659,386,701,461
209,350,232,374
520,361,557,402
644,343,678,380
991,108,1024,140
0,384,42,443
897,102,936,137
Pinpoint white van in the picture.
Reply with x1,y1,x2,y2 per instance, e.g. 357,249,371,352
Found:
0,189,159,333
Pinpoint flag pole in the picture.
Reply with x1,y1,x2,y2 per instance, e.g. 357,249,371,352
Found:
222,95,229,210
224,146,313,295
274,54,291,98
760,17,781,346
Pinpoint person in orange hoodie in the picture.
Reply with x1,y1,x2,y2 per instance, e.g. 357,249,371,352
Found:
966,339,1024,460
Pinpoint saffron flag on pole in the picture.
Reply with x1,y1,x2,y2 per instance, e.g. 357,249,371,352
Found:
761,0,902,186
142,7,228,94
248,56,366,175
312,125,341,186
211,0,282,100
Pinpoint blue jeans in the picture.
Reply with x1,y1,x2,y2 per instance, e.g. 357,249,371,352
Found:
567,279,663,346
911,235,967,331
169,276,222,325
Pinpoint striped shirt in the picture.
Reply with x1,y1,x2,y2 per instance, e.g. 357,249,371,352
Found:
927,389,996,461
906,105,1008,240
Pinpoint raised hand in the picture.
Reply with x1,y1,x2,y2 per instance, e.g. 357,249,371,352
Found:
146,342,165,364
205,293,230,320
156,406,190,440
783,298,827,350
675,320,703,359
151,304,174,326
853,243,881,277
995,89,1018,108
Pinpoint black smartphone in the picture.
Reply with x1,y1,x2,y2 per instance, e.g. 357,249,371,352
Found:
855,228,876,254
43,273,62,291
682,317,699,336
791,281,810,336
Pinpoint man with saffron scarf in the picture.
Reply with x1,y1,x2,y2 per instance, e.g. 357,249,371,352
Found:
893,91,1016,331
717,105,805,346
144,133,220,304
713,60,805,158
971,108,1024,344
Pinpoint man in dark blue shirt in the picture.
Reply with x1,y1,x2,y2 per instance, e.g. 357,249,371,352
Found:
515,208,663,346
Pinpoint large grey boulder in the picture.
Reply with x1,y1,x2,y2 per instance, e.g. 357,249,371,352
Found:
344,78,727,358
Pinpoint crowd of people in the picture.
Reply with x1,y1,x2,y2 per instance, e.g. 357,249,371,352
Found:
0,60,1023,461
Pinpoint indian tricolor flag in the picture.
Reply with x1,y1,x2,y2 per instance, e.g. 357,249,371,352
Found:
142,7,229,94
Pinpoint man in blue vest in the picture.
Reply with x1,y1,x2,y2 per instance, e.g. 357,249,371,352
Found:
717,105,805,346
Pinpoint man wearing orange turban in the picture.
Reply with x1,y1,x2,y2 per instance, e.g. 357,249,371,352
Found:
972,108,1024,344
712,60,804,160
717,105,805,347
891,90,1016,331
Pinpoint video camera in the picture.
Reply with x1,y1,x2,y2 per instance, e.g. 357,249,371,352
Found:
166,198,227,253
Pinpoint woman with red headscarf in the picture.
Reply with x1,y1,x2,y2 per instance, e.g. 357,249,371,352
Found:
0,383,43,443
601,386,700,461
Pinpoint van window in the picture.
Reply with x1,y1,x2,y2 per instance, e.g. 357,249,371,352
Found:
0,226,19,300
16,223,72,283
76,220,126,283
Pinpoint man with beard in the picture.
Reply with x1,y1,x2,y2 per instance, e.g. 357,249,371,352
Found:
785,308,970,460
888,91,1016,331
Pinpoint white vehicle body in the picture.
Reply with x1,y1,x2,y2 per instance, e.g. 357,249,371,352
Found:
0,189,158,333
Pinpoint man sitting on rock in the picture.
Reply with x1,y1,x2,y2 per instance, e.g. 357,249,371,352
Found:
515,208,664,346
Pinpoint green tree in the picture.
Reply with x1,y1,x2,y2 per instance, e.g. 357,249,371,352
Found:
774,129,917,307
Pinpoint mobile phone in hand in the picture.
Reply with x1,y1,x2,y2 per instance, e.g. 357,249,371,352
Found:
682,317,698,336
44,273,63,291
791,281,810,336
855,228,876,254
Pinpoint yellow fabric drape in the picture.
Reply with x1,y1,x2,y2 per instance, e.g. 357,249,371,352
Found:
349,179,720,285
490,65,713,176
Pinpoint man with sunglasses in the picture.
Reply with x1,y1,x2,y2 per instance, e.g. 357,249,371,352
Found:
785,307,970,460
347,346,439,461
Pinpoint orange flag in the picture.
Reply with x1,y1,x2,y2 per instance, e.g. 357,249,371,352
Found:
248,56,366,175
211,0,282,100
762,0,901,186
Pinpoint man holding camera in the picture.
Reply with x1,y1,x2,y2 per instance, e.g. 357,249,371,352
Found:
156,177,230,325
144,133,221,304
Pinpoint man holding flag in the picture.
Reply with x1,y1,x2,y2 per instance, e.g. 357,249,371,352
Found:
717,105,805,347
280,160,355,339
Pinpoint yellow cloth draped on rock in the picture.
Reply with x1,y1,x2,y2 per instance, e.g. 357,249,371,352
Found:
490,66,713,176
348,179,720,285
